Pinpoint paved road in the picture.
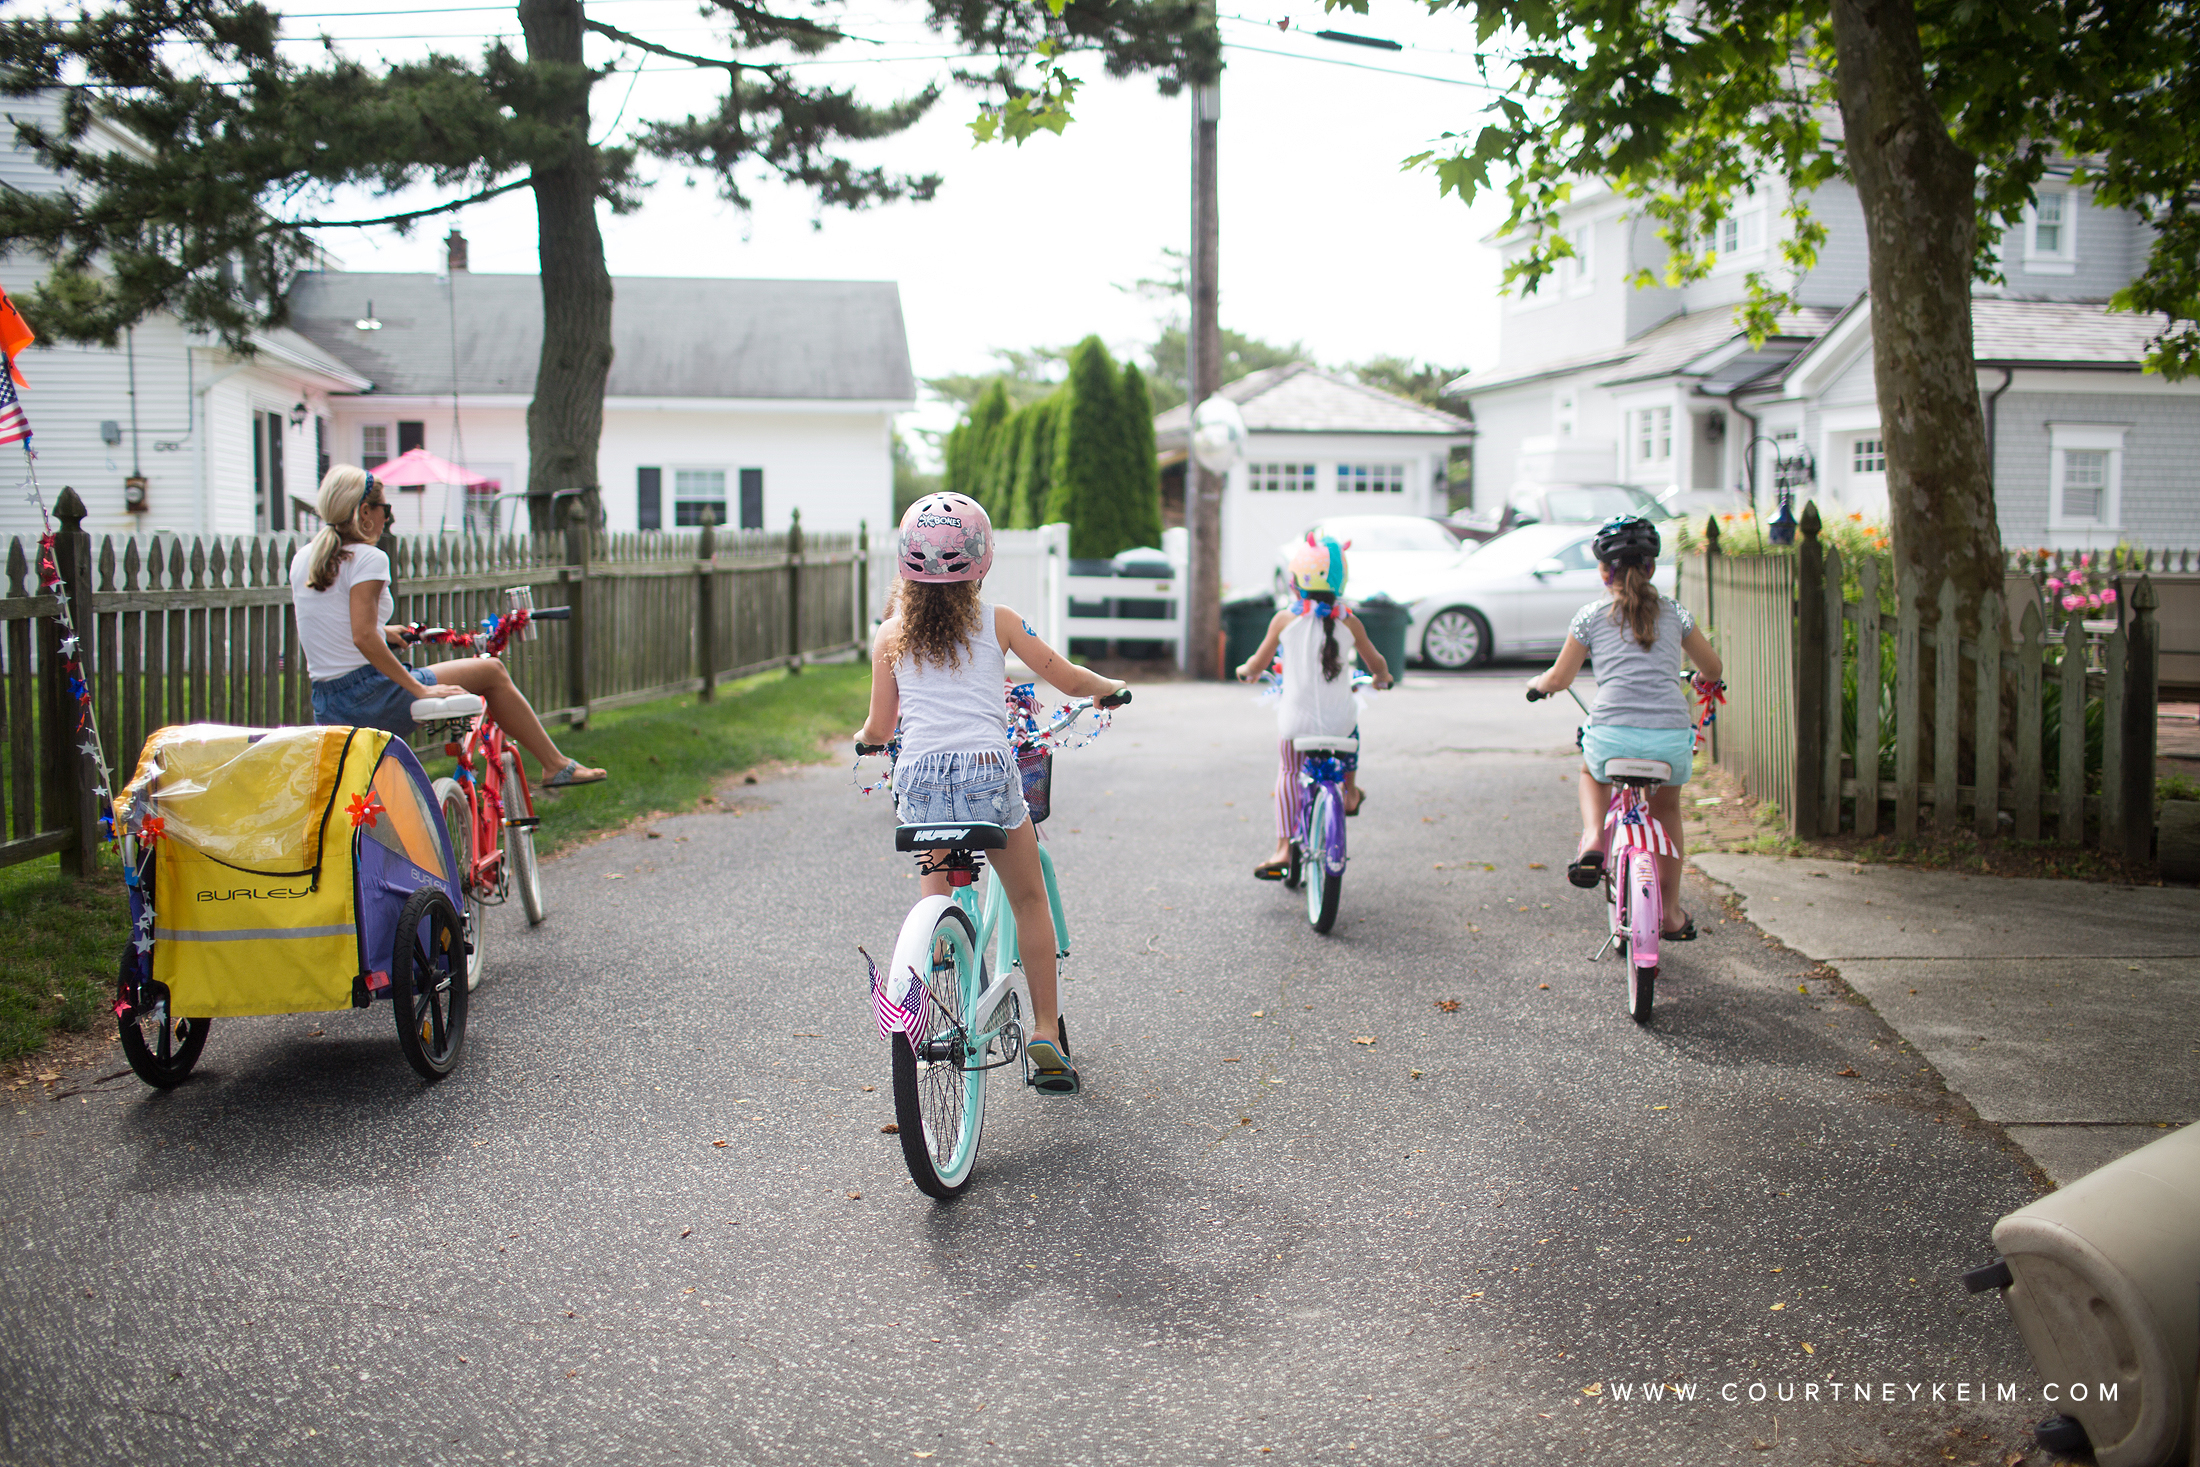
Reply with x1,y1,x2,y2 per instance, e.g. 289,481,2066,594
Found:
1,670,2051,1465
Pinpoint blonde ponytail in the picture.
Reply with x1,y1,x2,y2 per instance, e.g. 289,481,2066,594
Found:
305,465,373,591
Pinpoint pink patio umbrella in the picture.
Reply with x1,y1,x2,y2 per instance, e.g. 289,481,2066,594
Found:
371,447,490,487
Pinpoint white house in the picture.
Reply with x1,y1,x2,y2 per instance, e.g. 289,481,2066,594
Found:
286,249,914,544
1153,363,1474,595
1459,171,2200,549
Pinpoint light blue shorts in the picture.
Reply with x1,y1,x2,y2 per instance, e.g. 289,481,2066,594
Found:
311,663,437,736
1580,724,1695,786
894,749,1031,831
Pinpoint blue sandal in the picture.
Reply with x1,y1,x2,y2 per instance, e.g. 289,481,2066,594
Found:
1024,1029,1080,1095
542,759,606,789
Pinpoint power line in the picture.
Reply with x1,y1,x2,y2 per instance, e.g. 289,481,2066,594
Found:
1220,37,1500,89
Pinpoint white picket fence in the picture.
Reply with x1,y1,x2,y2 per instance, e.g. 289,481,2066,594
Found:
986,523,1188,669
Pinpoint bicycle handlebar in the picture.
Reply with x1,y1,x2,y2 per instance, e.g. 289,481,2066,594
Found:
1097,688,1132,709
531,606,571,621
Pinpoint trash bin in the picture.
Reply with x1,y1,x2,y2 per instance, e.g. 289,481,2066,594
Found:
1113,547,1175,661
1964,1121,2200,1467
1354,592,1412,685
1222,593,1280,680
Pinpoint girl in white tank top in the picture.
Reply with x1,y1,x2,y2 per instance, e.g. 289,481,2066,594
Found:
1233,534,1392,881
856,494,1127,1094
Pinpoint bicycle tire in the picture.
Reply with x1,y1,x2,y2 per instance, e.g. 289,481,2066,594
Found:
1306,786,1344,934
1623,848,1659,1024
391,887,469,1080
501,749,544,926
433,777,488,992
116,960,209,1089
889,902,986,1199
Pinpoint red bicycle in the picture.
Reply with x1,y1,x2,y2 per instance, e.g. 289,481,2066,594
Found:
403,590,568,990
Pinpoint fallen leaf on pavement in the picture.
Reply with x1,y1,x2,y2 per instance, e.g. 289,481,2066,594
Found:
846,1191,862,1200
1527,862,1546,870
679,1227,691,1238
712,1140,728,1148
1538,983,1550,990
1836,1067,1858,1078
1433,999,1459,1013
881,1123,899,1134
1409,1070,1423,1079
1800,1342,1814,1354
1352,1036,1376,1046
1581,1383,1602,1397
604,873,623,880
1769,1302,1786,1311
1220,1056,1242,1063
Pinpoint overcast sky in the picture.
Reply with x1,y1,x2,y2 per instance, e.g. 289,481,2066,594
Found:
279,0,1516,448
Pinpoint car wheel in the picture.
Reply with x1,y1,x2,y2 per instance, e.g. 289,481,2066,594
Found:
1422,607,1490,670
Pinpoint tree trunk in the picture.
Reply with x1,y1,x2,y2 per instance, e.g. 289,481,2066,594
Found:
520,0,613,535
1828,0,2004,616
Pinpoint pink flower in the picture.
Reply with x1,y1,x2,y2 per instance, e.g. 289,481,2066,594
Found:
2062,594,2082,611
2045,576,2063,591
2087,592,2103,609
2102,588,2118,605
2081,552,2095,567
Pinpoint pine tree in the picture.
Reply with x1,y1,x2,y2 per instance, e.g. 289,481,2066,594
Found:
1046,336,1130,559
1008,393,1064,530
1117,362,1163,552
943,379,1011,506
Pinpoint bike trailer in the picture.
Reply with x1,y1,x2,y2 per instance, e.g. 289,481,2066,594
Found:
111,723,471,1083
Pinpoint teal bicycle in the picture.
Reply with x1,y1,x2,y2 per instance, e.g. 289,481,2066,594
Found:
855,687,1129,1199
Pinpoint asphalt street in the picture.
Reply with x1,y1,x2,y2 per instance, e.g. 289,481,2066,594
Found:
0,669,2052,1466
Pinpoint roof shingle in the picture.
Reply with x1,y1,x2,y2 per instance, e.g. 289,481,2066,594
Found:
1154,362,1472,451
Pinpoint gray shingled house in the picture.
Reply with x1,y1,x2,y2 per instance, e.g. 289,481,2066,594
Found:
287,250,915,541
1152,363,1473,594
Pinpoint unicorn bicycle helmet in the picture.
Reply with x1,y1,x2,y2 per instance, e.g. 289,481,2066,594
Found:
1287,532,1349,601
1591,514,1661,564
896,493,994,582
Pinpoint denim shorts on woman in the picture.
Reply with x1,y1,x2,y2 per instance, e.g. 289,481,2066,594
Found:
310,662,438,737
894,749,1031,831
1580,724,1695,787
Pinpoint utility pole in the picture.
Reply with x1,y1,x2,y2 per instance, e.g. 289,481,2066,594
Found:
1185,13,1222,679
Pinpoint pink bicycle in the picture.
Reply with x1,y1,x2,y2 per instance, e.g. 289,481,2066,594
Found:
402,589,570,989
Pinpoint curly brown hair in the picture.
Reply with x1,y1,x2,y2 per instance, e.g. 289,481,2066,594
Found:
886,579,984,670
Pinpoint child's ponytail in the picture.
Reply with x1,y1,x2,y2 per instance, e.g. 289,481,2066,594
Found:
1607,557,1661,649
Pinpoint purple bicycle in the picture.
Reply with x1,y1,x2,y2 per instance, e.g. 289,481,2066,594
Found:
1282,735,1356,934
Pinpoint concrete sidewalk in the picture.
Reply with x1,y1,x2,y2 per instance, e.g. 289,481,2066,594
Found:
1692,854,2200,1187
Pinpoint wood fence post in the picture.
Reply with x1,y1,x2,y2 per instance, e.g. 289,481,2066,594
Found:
2101,622,2125,855
1856,557,1882,837
43,489,101,876
696,515,718,703
2122,576,2160,864
1793,503,1824,838
1702,516,1720,763
856,519,869,648
1973,591,2003,841
787,506,804,675
2058,618,2086,842
2015,601,2043,840
563,506,590,728
1822,542,1846,836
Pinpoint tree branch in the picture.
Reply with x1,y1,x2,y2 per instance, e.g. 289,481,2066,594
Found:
582,18,741,72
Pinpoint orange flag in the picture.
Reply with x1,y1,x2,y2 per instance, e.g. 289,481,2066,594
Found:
0,286,33,387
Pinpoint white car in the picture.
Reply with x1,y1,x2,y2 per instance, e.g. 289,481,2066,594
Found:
1271,515,1471,604
1405,523,1677,669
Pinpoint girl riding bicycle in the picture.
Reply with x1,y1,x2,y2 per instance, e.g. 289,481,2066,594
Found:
1235,532,1392,882
1526,514,1721,939
855,492,1126,1095
290,464,605,787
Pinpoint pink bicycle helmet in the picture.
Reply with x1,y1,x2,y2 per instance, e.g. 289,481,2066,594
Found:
897,493,994,582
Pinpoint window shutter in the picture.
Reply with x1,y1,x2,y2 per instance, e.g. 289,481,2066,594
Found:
398,421,426,454
637,467,662,531
739,468,764,530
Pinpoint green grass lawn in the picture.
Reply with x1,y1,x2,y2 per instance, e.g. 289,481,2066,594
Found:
0,663,873,1064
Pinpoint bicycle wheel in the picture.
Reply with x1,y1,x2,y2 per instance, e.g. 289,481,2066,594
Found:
1622,849,1659,1023
433,777,489,992
890,902,986,1199
391,887,469,1080
501,749,544,926
116,960,209,1089
1306,785,1344,935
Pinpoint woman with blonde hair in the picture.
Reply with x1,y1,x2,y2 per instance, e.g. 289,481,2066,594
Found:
289,464,605,786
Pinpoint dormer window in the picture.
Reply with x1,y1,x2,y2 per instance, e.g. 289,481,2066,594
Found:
1561,224,1593,295
2024,189,2077,274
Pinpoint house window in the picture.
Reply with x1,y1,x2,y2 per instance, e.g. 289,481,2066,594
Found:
1249,463,1317,492
673,468,727,527
360,424,390,471
1562,224,1593,294
1713,199,1766,259
397,421,425,455
2025,189,2077,273
1852,438,1886,474
1632,407,1673,467
1554,390,1578,439
1336,463,1406,494
2047,424,2125,533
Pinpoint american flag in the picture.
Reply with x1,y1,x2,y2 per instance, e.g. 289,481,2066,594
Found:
1612,801,1684,860
863,947,927,1042
0,364,28,447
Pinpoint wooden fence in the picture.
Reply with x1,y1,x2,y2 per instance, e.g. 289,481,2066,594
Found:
1677,504,2163,860
0,488,868,876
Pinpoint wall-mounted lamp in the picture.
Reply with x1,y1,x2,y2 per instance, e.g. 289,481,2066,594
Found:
289,401,308,429
1704,412,1726,442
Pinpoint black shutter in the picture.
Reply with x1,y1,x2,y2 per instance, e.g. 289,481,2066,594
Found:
268,412,286,531
252,412,266,531
739,468,764,530
398,421,426,454
316,416,329,482
637,467,662,530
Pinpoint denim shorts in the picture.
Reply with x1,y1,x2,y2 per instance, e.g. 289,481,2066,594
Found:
311,663,437,736
1581,724,1695,787
895,749,1031,831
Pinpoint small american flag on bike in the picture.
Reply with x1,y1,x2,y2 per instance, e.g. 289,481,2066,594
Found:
1612,801,1684,860
862,946,926,1042
0,364,30,447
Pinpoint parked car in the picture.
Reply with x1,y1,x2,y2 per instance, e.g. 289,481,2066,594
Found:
1271,515,1472,604
1448,482,1675,543
1657,485,1752,524
1405,523,1678,669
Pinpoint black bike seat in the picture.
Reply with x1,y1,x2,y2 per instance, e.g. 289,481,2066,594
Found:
895,822,1008,852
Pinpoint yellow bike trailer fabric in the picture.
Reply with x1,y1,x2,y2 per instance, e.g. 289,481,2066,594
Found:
116,724,387,1017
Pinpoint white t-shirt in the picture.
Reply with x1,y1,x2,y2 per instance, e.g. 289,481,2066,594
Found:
290,541,392,681
1276,612,1358,742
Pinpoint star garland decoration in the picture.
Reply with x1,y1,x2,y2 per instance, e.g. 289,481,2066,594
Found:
23,469,118,848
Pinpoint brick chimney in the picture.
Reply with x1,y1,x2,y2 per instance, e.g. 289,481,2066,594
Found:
445,229,469,273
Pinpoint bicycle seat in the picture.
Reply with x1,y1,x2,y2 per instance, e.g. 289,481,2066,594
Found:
411,694,486,724
1604,758,1672,784
896,822,1008,852
1295,736,1360,755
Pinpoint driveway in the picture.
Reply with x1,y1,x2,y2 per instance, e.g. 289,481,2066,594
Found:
0,669,2049,1465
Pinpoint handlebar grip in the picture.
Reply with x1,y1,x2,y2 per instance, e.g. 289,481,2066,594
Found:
855,743,889,756
531,606,572,621
400,625,424,644
1525,687,1547,702
1097,688,1133,709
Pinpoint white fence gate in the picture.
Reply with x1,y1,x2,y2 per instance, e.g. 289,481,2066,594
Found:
985,523,1188,670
